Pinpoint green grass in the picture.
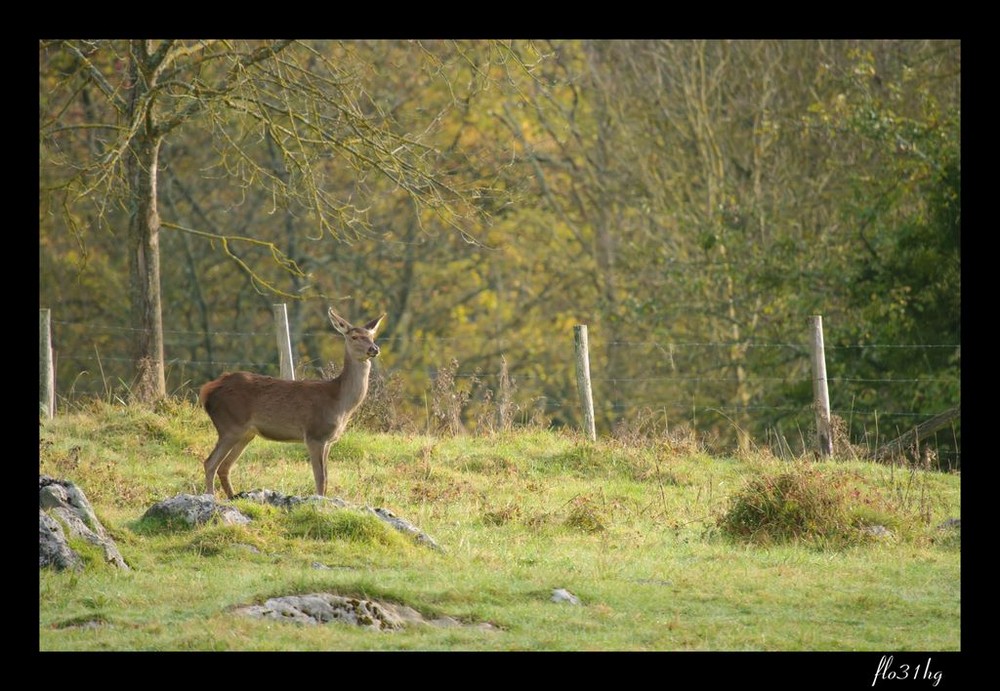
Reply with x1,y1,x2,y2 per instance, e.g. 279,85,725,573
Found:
38,399,960,651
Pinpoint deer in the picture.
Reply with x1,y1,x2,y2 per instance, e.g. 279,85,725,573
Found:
199,307,386,499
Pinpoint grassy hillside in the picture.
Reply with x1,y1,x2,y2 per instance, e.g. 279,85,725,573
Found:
39,399,960,652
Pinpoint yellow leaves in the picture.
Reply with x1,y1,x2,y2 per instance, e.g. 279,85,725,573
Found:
451,304,469,322
852,60,877,79
478,291,499,313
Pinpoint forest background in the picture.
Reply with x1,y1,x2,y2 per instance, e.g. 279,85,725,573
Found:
38,40,961,466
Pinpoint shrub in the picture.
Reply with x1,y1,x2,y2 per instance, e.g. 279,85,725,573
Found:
718,467,902,547
564,494,606,533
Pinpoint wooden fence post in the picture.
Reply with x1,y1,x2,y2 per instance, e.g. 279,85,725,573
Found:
40,309,55,419
809,315,833,457
574,324,597,441
273,304,295,380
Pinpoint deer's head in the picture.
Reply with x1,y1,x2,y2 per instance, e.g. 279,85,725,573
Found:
329,308,386,362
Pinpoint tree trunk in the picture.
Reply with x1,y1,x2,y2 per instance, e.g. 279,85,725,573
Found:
126,43,166,403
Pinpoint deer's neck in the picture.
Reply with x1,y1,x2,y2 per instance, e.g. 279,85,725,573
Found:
335,354,372,412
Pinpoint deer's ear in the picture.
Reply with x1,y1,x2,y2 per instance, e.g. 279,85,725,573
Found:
365,313,386,335
328,308,353,335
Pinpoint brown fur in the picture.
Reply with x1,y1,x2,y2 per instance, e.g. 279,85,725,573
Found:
199,377,224,409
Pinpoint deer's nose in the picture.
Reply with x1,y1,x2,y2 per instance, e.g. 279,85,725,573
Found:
368,343,380,357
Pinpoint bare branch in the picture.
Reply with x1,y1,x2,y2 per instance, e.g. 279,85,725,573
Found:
61,41,129,113
161,220,307,299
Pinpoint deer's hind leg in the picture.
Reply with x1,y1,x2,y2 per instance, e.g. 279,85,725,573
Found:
205,430,255,499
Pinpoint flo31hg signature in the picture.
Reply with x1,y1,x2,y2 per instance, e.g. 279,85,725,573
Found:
873,655,943,687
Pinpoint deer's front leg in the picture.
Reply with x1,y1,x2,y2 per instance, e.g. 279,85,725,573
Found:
306,437,330,496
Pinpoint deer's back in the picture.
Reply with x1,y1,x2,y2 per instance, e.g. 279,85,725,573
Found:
200,372,347,441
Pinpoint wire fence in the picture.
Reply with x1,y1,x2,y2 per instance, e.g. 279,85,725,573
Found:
44,317,961,466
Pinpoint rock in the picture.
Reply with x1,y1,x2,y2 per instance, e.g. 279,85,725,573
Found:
236,593,411,630
933,517,961,547
368,506,442,551
551,588,582,605
141,494,251,527
937,517,961,531
233,489,349,511
39,509,82,570
235,593,498,631
860,524,893,540
39,475,129,570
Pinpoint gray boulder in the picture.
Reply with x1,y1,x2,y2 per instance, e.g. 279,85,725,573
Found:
234,593,497,631
938,517,961,531
236,594,413,630
141,493,251,527
860,524,893,540
234,489,350,510
39,510,82,570
368,506,441,551
39,475,129,570
551,588,582,605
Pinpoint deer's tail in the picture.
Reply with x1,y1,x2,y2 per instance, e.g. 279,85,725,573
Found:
199,377,225,410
